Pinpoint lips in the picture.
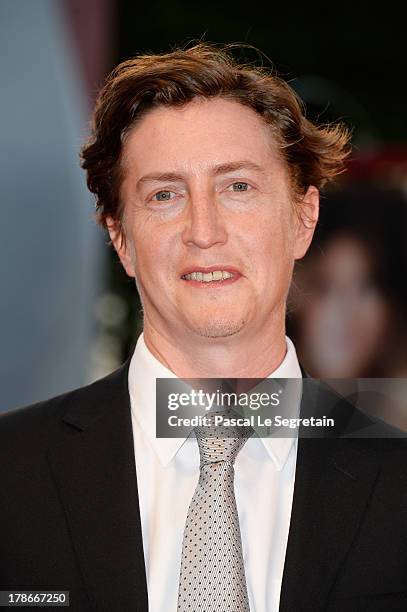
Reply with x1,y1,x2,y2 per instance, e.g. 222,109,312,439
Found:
180,266,241,285
182,270,233,282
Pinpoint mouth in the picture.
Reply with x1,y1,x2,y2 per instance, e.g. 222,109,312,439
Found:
180,266,241,287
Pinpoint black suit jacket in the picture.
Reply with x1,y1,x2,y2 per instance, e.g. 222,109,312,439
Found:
1,358,406,611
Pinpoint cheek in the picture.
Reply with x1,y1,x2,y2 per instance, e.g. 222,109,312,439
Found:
253,220,295,275
244,203,294,251
132,228,180,287
131,235,157,278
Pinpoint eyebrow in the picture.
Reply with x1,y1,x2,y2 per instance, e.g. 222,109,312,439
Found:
136,161,265,187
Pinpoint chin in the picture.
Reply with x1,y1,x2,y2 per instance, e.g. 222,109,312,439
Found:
188,316,248,339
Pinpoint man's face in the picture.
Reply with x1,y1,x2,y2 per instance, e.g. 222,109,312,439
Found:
109,98,318,342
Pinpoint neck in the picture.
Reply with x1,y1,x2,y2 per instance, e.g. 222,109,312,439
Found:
142,319,287,378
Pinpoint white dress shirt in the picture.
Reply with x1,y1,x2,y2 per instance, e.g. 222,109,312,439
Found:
128,333,302,612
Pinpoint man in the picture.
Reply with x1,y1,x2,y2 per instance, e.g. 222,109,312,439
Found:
1,44,406,611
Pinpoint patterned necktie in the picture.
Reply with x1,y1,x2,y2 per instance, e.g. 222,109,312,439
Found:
177,412,253,611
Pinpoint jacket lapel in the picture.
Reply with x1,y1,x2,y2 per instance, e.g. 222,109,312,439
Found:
47,357,148,611
279,382,381,611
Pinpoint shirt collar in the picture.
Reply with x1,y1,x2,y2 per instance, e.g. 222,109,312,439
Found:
128,333,302,470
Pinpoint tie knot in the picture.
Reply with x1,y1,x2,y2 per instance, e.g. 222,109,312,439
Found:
194,411,253,465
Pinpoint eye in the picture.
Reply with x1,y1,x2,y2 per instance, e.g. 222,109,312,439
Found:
152,190,176,202
231,182,250,192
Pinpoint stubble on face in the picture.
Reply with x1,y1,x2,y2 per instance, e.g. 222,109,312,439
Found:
187,313,248,339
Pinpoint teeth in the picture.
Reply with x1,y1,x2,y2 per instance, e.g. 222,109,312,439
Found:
182,270,235,282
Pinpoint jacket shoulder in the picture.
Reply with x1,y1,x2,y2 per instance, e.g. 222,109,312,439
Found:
0,358,131,448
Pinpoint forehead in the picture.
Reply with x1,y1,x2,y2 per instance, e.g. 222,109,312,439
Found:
121,97,283,176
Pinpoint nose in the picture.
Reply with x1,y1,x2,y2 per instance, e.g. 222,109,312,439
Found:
181,192,228,249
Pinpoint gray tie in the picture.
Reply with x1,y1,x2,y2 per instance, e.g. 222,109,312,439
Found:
177,413,252,611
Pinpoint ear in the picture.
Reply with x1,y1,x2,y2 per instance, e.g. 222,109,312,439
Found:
106,215,136,278
293,185,319,260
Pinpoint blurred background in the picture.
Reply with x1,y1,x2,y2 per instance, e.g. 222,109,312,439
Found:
1,0,406,411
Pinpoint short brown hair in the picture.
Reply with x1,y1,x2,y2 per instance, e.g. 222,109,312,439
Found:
81,43,351,238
